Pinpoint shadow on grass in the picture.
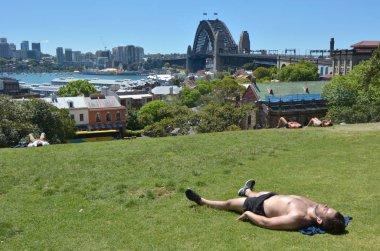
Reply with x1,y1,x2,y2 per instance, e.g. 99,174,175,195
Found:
0,222,23,241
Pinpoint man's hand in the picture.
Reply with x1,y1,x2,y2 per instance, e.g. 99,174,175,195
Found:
236,212,248,221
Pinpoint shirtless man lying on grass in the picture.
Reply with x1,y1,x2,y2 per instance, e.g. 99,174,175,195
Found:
276,117,303,129
185,179,346,234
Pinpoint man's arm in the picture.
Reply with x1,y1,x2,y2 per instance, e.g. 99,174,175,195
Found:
236,211,302,230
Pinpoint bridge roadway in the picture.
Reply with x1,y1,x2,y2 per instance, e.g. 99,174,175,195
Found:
163,53,332,69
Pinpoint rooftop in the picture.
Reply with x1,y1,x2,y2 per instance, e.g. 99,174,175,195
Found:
351,41,380,48
255,81,328,101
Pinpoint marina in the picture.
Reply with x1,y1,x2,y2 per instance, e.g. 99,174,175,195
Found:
1,72,173,97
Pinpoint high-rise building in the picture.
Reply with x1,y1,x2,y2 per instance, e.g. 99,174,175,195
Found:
0,38,7,43
56,47,64,64
96,50,111,59
0,42,10,59
112,45,144,66
31,43,41,60
9,43,16,51
135,46,144,63
72,51,82,62
64,48,72,62
21,40,29,51
83,52,95,61
32,43,41,52
112,46,126,65
126,45,136,64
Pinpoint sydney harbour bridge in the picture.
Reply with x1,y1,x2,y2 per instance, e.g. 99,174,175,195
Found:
166,19,333,74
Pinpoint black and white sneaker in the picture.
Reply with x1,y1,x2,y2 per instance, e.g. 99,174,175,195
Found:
185,189,202,205
238,179,256,196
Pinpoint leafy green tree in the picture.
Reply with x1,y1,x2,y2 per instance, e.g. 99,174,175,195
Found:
214,77,245,101
179,87,201,107
253,67,277,82
278,61,318,82
0,58,7,66
322,45,380,123
126,108,143,130
196,102,251,133
137,100,169,127
195,79,214,95
0,97,76,147
143,105,196,137
57,80,97,97
22,99,76,143
242,62,258,71
0,97,35,147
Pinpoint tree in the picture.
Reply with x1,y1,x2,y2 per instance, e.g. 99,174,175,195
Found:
0,97,34,147
0,97,76,147
126,108,143,130
143,105,196,137
196,102,251,133
278,61,318,82
137,100,169,127
195,79,214,95
322,45,380,123
253,67,277,82
22,99,76,143
57,80,97,97
214,77,245,101
242,62,258,71
179,87,201,107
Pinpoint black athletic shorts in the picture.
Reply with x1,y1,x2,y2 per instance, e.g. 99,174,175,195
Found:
243,192,277,216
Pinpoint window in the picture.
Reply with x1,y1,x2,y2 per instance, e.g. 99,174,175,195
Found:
96,112,101,122
106,112,111,122
79,114,84,121
116,111,121,121
70,114,74,120
68,101,74,108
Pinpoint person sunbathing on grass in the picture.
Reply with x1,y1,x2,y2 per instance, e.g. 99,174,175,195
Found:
185,179,346,235
307,117,333,127
277,117,303,129
28,132,50,147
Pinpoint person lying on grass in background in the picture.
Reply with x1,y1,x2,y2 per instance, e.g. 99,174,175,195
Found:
28,132,50,147
276,117,303,129
185,179,346,234
307,117,333,127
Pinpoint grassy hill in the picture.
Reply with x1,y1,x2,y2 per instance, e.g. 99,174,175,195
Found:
1,123,380,250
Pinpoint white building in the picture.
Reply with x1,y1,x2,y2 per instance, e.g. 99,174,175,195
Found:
43,96,89,129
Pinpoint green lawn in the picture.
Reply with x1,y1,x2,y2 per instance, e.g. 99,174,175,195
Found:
1,123,380,250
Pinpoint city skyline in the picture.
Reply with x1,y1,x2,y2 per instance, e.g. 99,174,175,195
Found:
1,0,380,56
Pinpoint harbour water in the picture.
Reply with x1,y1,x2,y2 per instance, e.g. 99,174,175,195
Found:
1,72,147,85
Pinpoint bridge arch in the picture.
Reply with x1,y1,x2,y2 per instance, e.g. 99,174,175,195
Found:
192,19,238,55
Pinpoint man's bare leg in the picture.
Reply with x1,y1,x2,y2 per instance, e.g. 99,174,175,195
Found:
244,188,271,198
200,197,246,213
307,119,314,127
29,133,36,142
40,132,46,141
277,117,288,128
185,189,245,213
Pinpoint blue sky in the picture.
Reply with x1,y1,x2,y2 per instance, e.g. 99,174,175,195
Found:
1,0,379,55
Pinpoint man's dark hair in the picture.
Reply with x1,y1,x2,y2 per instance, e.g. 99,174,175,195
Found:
321,212,346,234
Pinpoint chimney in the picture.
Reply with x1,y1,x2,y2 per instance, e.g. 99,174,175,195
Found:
330,38,335,57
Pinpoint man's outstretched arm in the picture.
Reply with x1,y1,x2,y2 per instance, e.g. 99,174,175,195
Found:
236,211,302,230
